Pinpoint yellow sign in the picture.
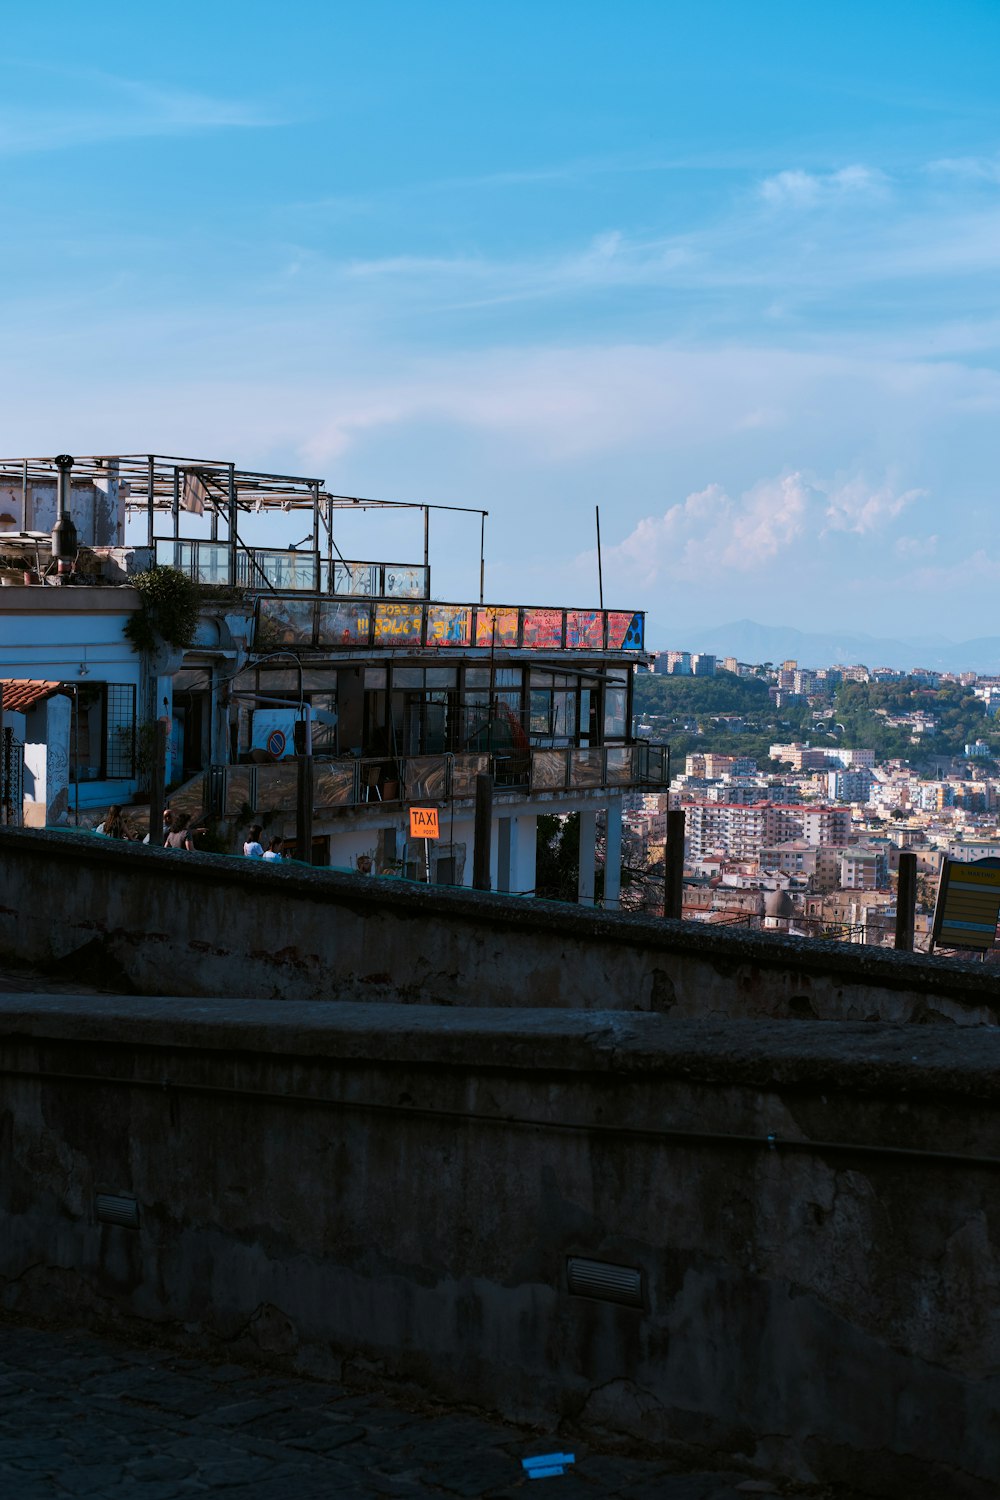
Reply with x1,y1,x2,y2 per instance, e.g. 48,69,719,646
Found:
409,807,440,839
932,859,1000,952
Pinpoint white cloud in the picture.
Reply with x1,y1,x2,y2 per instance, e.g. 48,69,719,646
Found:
759,164,888,207
926,156,1000,184
894,533,939,558
823,476,925,534
597,469,926,590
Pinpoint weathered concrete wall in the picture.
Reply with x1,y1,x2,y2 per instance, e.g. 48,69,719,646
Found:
1,827,998,1023
1,996,998,1496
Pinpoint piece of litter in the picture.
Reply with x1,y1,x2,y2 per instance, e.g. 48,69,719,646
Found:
522,1451,576,1479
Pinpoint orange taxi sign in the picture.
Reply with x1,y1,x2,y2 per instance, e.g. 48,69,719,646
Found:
409,806,440,839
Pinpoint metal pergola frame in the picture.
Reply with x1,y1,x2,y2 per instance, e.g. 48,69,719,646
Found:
0,453,489,598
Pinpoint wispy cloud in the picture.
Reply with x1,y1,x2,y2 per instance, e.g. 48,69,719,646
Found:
0,67,277,154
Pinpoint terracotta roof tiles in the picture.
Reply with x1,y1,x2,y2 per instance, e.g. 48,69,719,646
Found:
0,679,68,712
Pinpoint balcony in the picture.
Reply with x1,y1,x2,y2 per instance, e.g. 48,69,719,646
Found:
254,596,646,654
195,742,670,820
154,539,429,598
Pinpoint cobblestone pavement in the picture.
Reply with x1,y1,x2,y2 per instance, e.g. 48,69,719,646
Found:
0,1324,868,1500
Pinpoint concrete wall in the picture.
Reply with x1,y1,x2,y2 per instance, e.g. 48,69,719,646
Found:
1,996,997,1497
1,827,998,1024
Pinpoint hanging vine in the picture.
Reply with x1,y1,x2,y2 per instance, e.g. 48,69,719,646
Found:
124,566,201,654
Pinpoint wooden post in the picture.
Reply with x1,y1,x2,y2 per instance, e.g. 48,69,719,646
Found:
147,718,168,845
664,807,685,920
473,773,493,891
296,753,313,864
894,850,917,951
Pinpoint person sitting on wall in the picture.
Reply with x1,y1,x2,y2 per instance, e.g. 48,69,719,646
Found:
164,813,196,852
243,824,265,858
262,836,284,862
95,805,129,839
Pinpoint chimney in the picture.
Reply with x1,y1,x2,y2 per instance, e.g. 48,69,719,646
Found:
51,454,78,575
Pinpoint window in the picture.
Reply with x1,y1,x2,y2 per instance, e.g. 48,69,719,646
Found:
69,683,137,781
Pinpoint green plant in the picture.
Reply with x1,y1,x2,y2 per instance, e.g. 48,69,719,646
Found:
125,566,201,654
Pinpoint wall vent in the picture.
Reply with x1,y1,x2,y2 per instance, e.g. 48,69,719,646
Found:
566,1256,644,1308
95,1193,140,1229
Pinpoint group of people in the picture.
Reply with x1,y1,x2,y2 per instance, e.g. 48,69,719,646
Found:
243,824,285,861
94,806,285,860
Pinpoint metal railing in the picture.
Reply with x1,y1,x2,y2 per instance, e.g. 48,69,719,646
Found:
200,742,669,818
153,539,429,598
253,597,646,654
0,727,24,825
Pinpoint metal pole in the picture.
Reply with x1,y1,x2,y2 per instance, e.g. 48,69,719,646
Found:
146,455,154,551
148,718,168,845
0,685,6,826
664,808,685,920
312,481,322,592
172,467,180,543
473,773,493,890
228,463,237,587
596,504,604,609
479,512,486,605
894,850,917,951
296,700,314,864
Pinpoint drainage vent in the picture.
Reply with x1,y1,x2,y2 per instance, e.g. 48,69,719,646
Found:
95,1194,140,1229
566,1256,643,1308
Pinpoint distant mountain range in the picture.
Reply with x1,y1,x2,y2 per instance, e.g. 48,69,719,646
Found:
653,619,1000,675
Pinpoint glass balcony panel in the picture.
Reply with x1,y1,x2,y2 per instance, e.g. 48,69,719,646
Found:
333,562,377,597
404,755,449,800
451,752,491,797
224,767,255,816
317,600,372,647
255,763,300,810
531,749,569,790
383,565,428,598
605,746,634,784
314,763,357,807
568,748,603,787
194,542,230,585
255,597,316,648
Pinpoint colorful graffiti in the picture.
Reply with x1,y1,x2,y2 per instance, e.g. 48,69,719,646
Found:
374,601,423,642
475,606,519,648
565,610,604,650
606,611,644,650
255,597,315,647
317,601,372,646
427,604,472,647
522,608,564,649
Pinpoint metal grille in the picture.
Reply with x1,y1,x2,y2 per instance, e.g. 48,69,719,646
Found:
95,1193,140,1229
105,684,137,779
0,728,24,825
566,1256,644,1308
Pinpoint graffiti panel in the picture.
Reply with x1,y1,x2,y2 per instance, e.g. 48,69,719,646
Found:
374,601,424,644
255,597,315,648
475,606,519,648
565,610,605,650
522,608,564,649
383,565,428,598
427,604,473,648
606,610,645,650
317,601,372,646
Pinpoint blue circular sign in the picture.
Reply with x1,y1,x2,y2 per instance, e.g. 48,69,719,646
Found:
266,729,287,758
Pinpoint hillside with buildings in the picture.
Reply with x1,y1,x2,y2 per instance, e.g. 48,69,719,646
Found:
626,649,1000,949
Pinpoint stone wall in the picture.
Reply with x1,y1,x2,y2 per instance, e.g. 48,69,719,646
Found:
0,827,997,1024
1,995,997,1497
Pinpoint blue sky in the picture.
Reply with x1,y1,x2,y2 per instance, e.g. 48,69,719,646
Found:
4,1,1000,643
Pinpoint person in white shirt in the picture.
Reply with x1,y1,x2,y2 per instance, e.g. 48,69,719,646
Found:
262,837,284,862
243,824,265,858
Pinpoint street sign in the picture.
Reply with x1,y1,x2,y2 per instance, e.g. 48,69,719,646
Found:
266,728,287,758
410,807,440,839
931,857,1000,952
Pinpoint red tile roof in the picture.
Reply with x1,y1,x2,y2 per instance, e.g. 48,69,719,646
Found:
0,679,68,712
